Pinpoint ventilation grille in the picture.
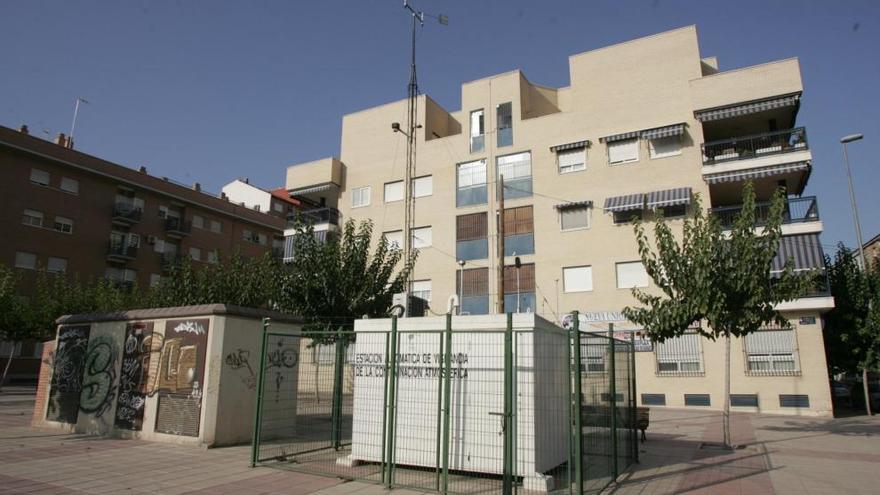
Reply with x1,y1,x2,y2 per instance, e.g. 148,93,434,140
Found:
684,394,711,407
779,394,810,408
730,394,759,407
155,394,201,437
641,394,666,406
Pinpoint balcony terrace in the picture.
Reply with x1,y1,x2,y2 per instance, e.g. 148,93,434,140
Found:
710,196,819,231
111,203,142,225
702,128,808,166
106,241,137,262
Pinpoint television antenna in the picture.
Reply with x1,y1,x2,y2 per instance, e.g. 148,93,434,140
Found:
69,97,90,143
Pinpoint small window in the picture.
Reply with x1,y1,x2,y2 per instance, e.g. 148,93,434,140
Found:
496,102,513,147
158,205,169,218
560,206,590,231
557,148,586,173
210,220,222,233
641,394,666,406
470,109,485,153
127,233,140,248
149,274,162,287
384,181,404,203
616,261,649,289
412,175,432,198
192,214,204,229
22,209,44,227
563,266,593,293
54,216,74,234
15,252,37,270
189,247,201,261
384,230,403,251
352,186,371,208
412,226,432,248
47,257,67,273
656,204,687,219
257,233,268,245
273,201,284,213
608,138,639,165
649,135,682,159
779,394,810,408
613,209,644,225
684,394,711,407
60,177,79,194
207,250,219,264
411,280,432,302
30,168,50,186
730,394,759,407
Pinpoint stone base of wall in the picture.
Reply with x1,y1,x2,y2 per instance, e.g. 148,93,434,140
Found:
31,340,55,427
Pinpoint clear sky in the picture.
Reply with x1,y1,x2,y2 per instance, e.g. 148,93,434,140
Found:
2,0,878,251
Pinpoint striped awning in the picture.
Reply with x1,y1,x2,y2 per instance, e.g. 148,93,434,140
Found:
641,123,685,140
289,183,334,196
771,234,825,272
550,140,591,152
600,130,641,143
704,162,811,185
695,94,800,122
603,193,645,212
646,187,692,208
555,200,593,210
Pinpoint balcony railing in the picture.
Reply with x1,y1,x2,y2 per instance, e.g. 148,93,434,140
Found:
710,196,819,230
106,241,137,260
111,203,142,223
288,207,340,227
164,217,191,236
702,127,808,165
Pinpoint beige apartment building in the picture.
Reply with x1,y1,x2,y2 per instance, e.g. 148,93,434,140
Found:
284,26,834,416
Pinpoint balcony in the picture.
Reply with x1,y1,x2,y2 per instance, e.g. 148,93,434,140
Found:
702,128,808,166
160,253,183,270
164,217,191,237
106,241,138,261
710,196,819,230
111,203,142,225
288,207,340,230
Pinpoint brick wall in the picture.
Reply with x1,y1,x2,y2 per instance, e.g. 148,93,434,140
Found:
31,340,55,426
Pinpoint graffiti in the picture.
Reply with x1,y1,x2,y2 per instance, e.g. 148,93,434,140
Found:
79,335,119,418
225,349,256,390
267,338,299,402
46,326,91,423
173,320,206,335
115,323,154,430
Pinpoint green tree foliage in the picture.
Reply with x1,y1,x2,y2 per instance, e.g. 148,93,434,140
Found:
623,182,811,445
824,245,880,375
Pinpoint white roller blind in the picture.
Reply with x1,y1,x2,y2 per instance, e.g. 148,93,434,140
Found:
608,138,639,164
458,160,486,187
412,176,432,198
649,136,682,159
60,177,79,194
745,329,796,354
563,266,593,292
497,152,531,179
558,148,585,172
384,181,403,202
561,207,590,230
655,333,701,362
384,230,403,250
412,226,432,248
412,280,432,301
616,261,648,288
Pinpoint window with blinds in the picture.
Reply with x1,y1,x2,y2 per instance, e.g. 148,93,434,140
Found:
654,332,703,375
744,327,800,375
456,268,489,315
616,261,648,288
608,138,639,165
383,230,403,251
497,151,532,199
412,175,432,198
504,205,534,256
560,206,590,231
563,266,593,292
497,102,512,147
384,181,404,203
557,147,586,173
503,263,536,313
470,109,485,153
411,280,431,302
457,159,487,207
456,213,488,260
411,226,432,248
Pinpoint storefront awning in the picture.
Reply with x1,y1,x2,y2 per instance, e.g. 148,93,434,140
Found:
641,123,685,140
645,187,692,208
703,162,811,185
603,193,645,212
695,94,800,122
550,140,591,152
771,233,825,272
555,200,593,210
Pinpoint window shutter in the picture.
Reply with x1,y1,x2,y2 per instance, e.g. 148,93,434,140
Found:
561,207,589,230
504,263,535,294
458,268,489,296
616,261,648,288
655,333,702,363
745,329,796,354
456,213,488,241
558,148,584,169
608,138,639,163
384,181,403,202
412,176,432,198
563,266,593,292
503,206,534,235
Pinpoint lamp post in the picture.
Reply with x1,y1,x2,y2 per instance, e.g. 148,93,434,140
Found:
514,255,522,313
840,133,872,416
457,259,465,315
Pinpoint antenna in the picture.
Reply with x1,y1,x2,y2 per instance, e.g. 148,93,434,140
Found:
69,97,90,142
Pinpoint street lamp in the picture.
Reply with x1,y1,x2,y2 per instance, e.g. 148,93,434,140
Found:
457,259,466,315
514,255,522,313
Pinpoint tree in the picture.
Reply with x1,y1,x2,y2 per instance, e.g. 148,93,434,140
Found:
824,244,880,414
622,182,811,447
278,219,418,341
0,265,29,391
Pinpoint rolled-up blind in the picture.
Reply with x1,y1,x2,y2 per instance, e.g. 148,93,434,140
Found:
457,213,488,241
503,206,534,234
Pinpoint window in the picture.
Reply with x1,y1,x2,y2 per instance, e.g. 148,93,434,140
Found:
210,220,222,233
411,226,432,248
656,204,687,218
456,213,488,260
189,247,201,261
497,152,532,199
563,266,593,293
257,233,268,245
273,201,284,213
153,238,165,253
207,250,219,264
158,205,169,218
503,263,535,313
127,233,140,248
649,135,682,159
613,209,644,225
192,214,204,229
412,175,432,198
560,206,590,231
457,159,487,207
60,177,79,194
503,206,534,256
149,274,162,287
557,148,586,173
384,181,404,203
15,252,37,270
384,230,403,250
457,268,489,315
744,327,799,374
608,138,639,165
655,332,703,374
242,229,253,241
470,109,485,153
54,216,74,234
412,280,432,302
30,168,49,186
616,261,648,289
496,102,512,147
105,267,137,283
352,186,371,208
22,209,43,227
47,257,67,273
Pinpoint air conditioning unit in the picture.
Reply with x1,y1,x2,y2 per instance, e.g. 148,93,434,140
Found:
147,235,157,245
392,293,428,318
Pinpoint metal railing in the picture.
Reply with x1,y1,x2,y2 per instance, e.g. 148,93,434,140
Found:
111,203,142,223
106,241,137,260
164,217,192,235
288,207,340,227
702,127,808,165
711,196,819,229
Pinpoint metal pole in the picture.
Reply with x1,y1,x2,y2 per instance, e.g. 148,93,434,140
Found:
385,315,400,488
609,323,618,480
630,333,639,463
571,311,583,494
331,326,345,449
250,318,271,467
516,264,521,313
458,261,465,315
380,329,392,484
498,174,506,313
503,312,514,495
434,323,445,490
441,313,454,494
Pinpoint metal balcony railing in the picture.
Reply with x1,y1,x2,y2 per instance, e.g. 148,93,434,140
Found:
164,217,191,236
711,196,819,230
702,127,808,165
288,207,340,227
112,203,142,223
107,241,138,260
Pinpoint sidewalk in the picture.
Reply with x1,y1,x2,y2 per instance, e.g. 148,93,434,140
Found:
2,391,879,494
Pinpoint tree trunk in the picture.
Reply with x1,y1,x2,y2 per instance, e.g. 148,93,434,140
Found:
864,368,873,416
723,334,732,447
0,345,15,393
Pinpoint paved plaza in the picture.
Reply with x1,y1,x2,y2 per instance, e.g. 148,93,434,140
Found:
1,387,878,494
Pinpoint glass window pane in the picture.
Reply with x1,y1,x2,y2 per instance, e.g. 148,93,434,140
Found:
457,239,488,261
412,226,432,248
412,176,432,198
504,292,535,313
384,181,404,202
461,296,489,315
504,233,534,256
496,102,512,147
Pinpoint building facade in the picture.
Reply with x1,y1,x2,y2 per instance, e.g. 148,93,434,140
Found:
285,26,833,415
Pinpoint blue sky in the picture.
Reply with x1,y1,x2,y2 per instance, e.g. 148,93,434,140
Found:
2,0,878,251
